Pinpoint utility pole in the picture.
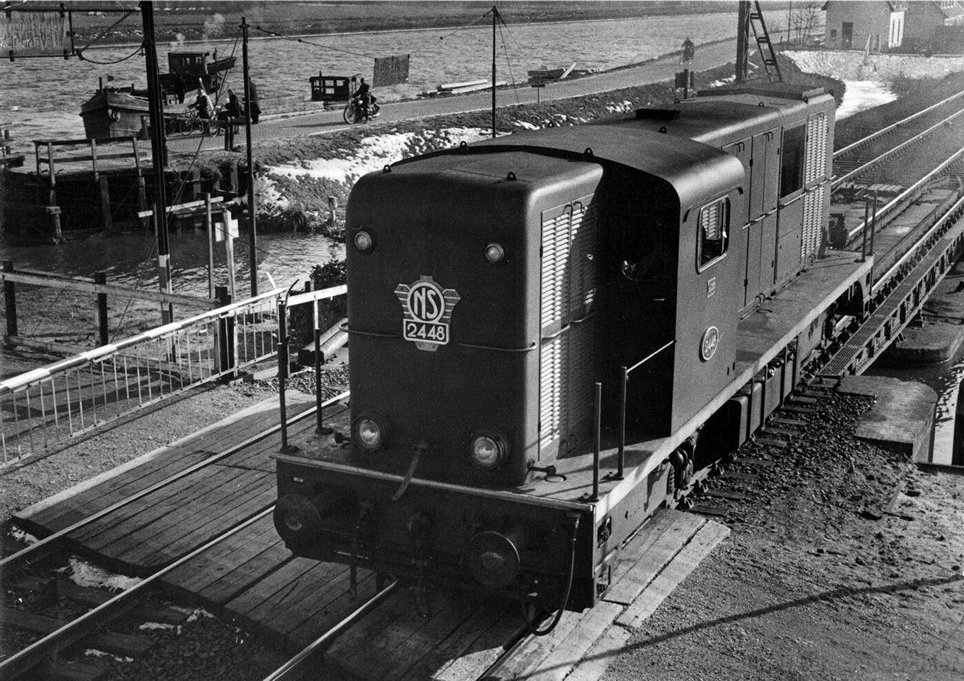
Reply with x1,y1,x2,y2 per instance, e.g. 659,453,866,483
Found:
141,0,173,323
736,0,750,84
241,16,258,296
491,5,498,139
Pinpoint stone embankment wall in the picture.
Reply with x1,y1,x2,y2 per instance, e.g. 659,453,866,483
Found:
786,49,964,81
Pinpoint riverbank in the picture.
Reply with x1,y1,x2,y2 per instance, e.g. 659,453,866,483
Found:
71,1,736,47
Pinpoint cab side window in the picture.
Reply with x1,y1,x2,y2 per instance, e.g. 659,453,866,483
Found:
780,125,806,198
697,197,729,270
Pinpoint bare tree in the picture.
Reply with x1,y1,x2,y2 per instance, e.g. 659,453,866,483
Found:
789,0,822,46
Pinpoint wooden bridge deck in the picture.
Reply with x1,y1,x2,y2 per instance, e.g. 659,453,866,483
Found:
12,394,727,681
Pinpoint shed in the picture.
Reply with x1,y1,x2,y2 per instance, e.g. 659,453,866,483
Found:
823,1,908,51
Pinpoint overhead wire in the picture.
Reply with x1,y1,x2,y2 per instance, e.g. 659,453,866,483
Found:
251,25,377,59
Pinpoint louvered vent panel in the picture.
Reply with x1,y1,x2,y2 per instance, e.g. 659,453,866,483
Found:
569,202,598,315
539,196,597,457
805,113,828,186
801,184,825,261
539,335,565,450
540,212,568,330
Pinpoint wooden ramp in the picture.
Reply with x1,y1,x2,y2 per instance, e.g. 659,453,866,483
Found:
12,397,728,680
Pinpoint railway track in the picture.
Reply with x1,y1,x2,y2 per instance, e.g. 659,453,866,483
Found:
5,94,964,681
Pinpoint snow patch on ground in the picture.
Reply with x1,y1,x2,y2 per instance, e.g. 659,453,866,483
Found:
258,176,290,210
171,606,215,622
836,80,898,119
59,557,140,592
139,622,180,632
85,649,134,663
8,527,39,545
786,50,964,82
266,128,492,186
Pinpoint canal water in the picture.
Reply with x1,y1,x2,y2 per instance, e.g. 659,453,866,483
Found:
0,11,739,151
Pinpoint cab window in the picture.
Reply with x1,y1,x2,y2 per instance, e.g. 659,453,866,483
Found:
697,197,729,270
780,125,806,198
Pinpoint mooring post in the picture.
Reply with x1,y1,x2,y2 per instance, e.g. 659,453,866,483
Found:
277,296,298,452
99,176,113,232
3,260,17,338
94,271,109,346
205,194,214,299
214,286,235,377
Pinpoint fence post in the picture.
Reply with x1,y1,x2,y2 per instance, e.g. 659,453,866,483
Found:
215,286,236,378
99,175,113,232
277,297,298,453
137,176,150,230
94,271,109,346
3,260,17,338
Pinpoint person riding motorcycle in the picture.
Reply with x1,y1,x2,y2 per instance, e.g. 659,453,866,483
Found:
353,77,377,119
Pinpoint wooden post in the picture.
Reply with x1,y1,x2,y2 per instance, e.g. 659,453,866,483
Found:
90,139,99,180
99,176,113,232
224,218,237,299
137,176,149,230
215,286,236,378
94,271,109,346
229,161,239,195
205,194,215,299
46,141,59,240
3,261,17,338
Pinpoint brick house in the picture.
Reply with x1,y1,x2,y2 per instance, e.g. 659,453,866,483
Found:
824,1,964,52
823,1,908,51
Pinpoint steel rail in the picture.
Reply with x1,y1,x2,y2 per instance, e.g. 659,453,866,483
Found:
260,581,400,681
845,145,964,242
0,390,350,573
871,193,964,297
833,88,964,160
0,506,275,680
832,105,964,190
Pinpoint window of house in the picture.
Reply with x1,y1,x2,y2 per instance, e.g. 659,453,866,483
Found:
697,197,729,270
830,28,837,39
780,125,806,198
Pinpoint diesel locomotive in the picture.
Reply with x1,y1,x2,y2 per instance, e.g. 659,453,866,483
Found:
273,82,871,617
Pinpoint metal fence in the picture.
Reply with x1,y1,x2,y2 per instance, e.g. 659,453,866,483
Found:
0,284,346,464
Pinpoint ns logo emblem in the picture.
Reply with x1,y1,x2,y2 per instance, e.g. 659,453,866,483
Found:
700,326,720,361
395,276,461,351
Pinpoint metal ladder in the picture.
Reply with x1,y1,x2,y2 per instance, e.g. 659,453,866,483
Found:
749,0,783,82
736,0,783,83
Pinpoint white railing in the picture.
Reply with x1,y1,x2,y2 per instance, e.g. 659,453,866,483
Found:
0,284,346,464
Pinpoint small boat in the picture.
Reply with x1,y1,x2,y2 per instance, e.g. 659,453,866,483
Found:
527,63,592,84
79,50,235,139
436,79,507,95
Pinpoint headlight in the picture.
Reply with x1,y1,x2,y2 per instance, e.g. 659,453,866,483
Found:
352,414,388,451
469,432,506,470
484,242,505,264
353,230,374,252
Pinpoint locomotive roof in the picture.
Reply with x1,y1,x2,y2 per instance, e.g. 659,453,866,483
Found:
400,124,745,210
608,87,834,146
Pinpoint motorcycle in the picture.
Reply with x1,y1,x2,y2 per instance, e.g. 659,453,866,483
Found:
343,96,380,124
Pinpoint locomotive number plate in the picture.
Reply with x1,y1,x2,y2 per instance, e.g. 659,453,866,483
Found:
395,276,461,352
404,321,448,344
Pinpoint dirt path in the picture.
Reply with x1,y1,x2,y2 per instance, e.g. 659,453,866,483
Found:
602,391,964,681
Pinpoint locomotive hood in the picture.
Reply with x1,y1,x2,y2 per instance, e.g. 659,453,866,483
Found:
466,124,746,210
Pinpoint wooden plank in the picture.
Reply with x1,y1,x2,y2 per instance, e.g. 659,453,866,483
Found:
397,600,518,681
285,571,380,649
760,426,797,438
116,476,275,569
46,659,109,681
780,405,816,415
482,609,584,681
525,601,624,681
1,608,155,656
226,557,334,619
428,611,523,681
161,516,280,595
768,416,807,427
616,521,730,629
703,489,749,501
327,591,482,681
70,466,252,548
754,437,788,448
198,541,294,606
603,510,705,606
565,624,632,681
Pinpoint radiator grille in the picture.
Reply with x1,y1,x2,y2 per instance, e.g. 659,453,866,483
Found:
801,184,825,262
805,112,828,187
539,197,597,454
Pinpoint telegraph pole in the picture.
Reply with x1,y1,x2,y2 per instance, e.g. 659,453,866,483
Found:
736,0,750,84
241,16,258,296
140,0,173,323
491,5,497,139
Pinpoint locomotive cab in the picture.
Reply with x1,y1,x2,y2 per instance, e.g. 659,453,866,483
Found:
346,151,604,488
